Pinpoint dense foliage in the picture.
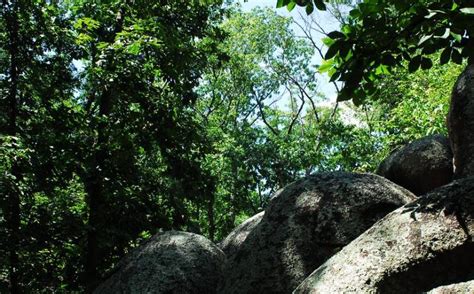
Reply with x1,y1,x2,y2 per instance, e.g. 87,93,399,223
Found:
278,0,473,103
0,0,463,292
1,0,224,291
356,56,462,164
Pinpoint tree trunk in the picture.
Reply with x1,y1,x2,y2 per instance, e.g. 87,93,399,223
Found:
3,0,21,292
207,193,215,241
83,6,126,291
84,179,102,292
84,88,112,292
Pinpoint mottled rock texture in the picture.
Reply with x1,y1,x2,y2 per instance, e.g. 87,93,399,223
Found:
94,231,225,294
294,177,474,294
218,172,416,294
448,64,474,179
377,134,453,195
427,280,474,294
219,211,264,257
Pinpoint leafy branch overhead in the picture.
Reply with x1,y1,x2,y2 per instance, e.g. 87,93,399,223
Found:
277,0,474,105
276,0,326,14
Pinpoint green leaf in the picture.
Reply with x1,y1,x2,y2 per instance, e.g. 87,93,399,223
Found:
306,4,314,15
440,47,451,64
287,1,296,11
460,7,474,14
327,31,346,39
422,43,437,55
452,48,463,64
322,37,335,46
352,89,365,106
408,56,421,72
349,8,361,18
318,59,334,73
97,42,109,50
375,64,390,75
418,34,432,46
425,11,437,19
127,42,141,55
276,0,291,8
337,87,354,102
435,28,450,39
314,0,326,11
381,54,396,66
341,25,352,35
339,43,352,59
129,103,140,112
420,57,433,70
451,32,462,43
76,33,93,45
329,71,341,82
325,41,342,59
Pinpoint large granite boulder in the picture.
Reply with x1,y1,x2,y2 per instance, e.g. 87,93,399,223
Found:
94,231,225,294
218,172,416,294
219,211,264,257
294,177,474,294
376,134,453,195
427,281,474,294
448,64,474,179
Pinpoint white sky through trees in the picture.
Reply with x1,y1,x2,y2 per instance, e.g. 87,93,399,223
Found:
238,0,361,126
239,0,340,103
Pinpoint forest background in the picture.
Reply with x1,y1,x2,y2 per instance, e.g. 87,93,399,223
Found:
0,0,463,292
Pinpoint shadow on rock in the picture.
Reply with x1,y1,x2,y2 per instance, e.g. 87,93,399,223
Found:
218,172,416,294
294,177,474,294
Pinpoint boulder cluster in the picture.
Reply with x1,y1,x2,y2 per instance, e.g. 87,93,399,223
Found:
94,65,474,293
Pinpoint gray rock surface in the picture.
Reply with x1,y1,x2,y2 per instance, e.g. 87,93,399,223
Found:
219,211,264,257
294,177,474,294
218,172,416,294
94,231,225,294
427,280,474,294
448,64,474,179
376,134,453,195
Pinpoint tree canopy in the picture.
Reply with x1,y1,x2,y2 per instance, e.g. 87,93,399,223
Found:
277,0,474,103
1,0,224,291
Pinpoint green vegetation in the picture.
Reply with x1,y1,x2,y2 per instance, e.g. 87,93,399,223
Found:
280,0,473,102
0,0,464,292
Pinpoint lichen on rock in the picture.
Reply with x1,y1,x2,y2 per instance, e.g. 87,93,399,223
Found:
218,172,416,294
294,177,474,294
219,211,264,257
94,231,225,294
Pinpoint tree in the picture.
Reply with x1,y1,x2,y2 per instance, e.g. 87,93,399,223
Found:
277,0,474,103
1,1,78,292
69,0,225,290
196,6,322,238
346,56,463,171
195,6,383,239
1,0,226,292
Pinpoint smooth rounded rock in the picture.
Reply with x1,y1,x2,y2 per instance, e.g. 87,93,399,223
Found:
377,134,453,195
94,231,225,294
219,211,264,257
427,280,474,294
218,172,416,294
294,177,474,294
